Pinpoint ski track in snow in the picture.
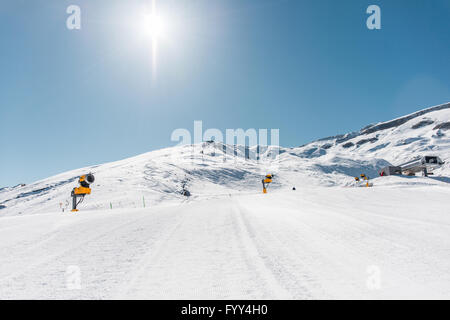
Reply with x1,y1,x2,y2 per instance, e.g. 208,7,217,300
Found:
1,186,449,299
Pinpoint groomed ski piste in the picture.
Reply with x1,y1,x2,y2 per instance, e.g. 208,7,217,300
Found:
0,103,449,299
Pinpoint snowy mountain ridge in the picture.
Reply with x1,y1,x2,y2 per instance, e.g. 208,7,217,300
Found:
1,102,449,216
288,102,449,170
310,102,450,146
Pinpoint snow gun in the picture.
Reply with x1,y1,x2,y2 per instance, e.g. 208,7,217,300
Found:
262,174,273,194
356,173,371,187
71,173,95,212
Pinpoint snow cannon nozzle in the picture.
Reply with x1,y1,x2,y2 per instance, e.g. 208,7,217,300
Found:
85,173,95,184
78,173,95,188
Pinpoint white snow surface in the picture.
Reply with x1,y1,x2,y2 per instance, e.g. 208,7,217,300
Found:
0,102,449,299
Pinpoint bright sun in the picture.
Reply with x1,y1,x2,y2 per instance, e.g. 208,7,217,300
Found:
141,13,168,39
138,0,170,81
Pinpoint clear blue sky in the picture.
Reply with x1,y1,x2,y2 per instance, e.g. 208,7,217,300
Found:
1,0,449,186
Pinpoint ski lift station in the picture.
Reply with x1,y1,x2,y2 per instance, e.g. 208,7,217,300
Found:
380,156,445,177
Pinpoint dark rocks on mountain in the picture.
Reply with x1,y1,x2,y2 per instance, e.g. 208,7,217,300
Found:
412,119,434,129
336,133,359,144
361,103,449,135
0,176,81,207
15,177,78,200
321,143,333,149
300,103,449,150
0,205,6,210
301,147,327,158
342,142,354,148
368,142,390,152
315,134,345,143
180,178,191,197
395,137,424,146
434,130,445,138
0,184,25,193
434,122,450,130
361,123,376,131
356,137,379,146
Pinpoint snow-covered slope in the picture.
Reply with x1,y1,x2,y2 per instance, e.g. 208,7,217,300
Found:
1,103,450,300
1,187,450,299
0,102,449,216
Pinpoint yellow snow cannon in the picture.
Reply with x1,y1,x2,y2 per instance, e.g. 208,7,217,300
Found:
358,173,372,187
71,173,95,212
262,174,273,194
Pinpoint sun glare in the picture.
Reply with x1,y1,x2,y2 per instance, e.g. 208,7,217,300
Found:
137,0,172,83
141,12,168,39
